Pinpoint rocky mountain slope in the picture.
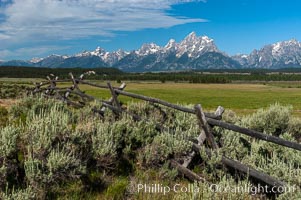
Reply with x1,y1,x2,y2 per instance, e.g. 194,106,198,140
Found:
1,32,301,71
233,39,301,68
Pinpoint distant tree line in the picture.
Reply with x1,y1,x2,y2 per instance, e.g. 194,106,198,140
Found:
0,66,123,79
2,66,301,83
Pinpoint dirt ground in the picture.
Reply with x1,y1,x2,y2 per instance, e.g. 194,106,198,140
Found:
0,99,18,109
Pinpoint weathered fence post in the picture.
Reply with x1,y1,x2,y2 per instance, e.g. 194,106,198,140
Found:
100,83,126,113
192,144,286,188
214,106,225,119
107,82,121,110
170,159,208,183
195,104,218,149
69,72,80,90
183,106,223,168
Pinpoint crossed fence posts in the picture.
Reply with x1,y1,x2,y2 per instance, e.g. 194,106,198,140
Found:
32,72,301,195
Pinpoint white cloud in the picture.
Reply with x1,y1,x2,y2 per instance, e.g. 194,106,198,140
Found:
0,0,207,60
0,0,206,48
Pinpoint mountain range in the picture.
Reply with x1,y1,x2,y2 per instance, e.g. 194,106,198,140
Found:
1,32,301,72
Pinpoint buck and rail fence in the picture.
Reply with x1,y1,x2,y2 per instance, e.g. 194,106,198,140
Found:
31,72,301,196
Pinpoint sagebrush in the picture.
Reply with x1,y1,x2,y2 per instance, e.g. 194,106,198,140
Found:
0,96,300,199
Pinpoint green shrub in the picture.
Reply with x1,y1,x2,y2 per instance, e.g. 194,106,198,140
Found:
0,186,36,200
23,104,70,154
158,162,178,181
220,104,301,186
0,106,8,115
0,106,8,127
9,95,72,123
92,120,126,158
0,83,31,99
241,103,292,136
222,109,238,124
0,125,19,188
24,154,45,188
46,147,84,178
141,131,192,166
287,117,301,140
125,120,159,149
0,126,19,158
2,95,301,199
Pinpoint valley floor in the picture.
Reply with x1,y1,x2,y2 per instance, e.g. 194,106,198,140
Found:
3,78,301,116
76,81,301,117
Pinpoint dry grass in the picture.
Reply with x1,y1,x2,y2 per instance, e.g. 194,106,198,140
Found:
0,99,18,109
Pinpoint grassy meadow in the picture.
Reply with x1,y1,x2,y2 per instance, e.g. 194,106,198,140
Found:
65,81,301,116
2,78,301,116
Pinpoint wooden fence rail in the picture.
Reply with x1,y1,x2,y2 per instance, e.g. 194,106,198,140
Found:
207,118,301,151
31,72,301,195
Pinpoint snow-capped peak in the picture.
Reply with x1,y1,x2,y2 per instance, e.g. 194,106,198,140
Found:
136,43,161,56
115,49,129,58
30,57,43,63
177,32,218,58
287,38,299,45
182,32,198,43
95,46,102,51
91,46,106,56
201,36,213,43
271,39,301,56
273,42,281,51
232,38,301,68
164,39,178,51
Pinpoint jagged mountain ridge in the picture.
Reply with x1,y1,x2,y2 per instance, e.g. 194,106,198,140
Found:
233,39,301,68
114,32,236,71
1,32,301,71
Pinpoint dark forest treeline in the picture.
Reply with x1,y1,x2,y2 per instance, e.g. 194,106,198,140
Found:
110,72,301,83
194,68,301,73
0,66,123,79
2,66,301,83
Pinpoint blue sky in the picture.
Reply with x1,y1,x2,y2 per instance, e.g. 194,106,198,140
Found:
0,0,301,61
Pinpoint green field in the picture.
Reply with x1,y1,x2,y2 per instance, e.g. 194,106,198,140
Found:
2,78,301,116
75,81,301,116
